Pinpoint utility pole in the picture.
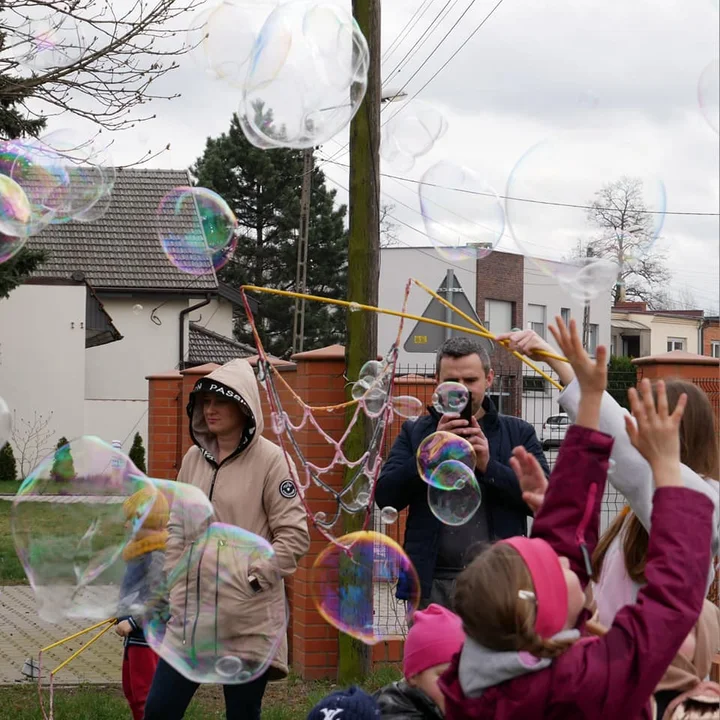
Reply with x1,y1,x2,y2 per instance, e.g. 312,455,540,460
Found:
292,148,313,354
339,0,381,684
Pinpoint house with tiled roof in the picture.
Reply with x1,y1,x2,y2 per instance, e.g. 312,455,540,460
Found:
0,168,255,463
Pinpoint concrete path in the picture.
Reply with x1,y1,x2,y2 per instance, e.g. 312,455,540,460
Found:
0,586,121,685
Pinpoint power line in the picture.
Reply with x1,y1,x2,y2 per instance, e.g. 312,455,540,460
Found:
321,158,720,217
382,0,436,63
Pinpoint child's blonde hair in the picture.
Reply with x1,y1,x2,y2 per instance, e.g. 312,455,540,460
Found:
454,544,577,659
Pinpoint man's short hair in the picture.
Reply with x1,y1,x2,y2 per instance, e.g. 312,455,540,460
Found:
436,336,492,376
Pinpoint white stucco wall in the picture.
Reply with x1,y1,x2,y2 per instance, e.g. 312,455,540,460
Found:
0,284,86,474
84,295,234,446
647,315,701,355
378,247,478,369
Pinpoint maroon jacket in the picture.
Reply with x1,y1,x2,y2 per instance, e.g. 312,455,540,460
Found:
440,425,714,720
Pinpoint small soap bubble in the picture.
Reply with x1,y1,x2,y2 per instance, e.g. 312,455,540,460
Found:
391,395,423,419
355,491,371,508
270,412,286,435
145,523,286,683
381,101,447,171
428,465,482,526
311,531,420,643
349,302,361,313
416,431,475,489
314,511,327,524
419,161,504,262
380,506,398,525
132,304,143,315
156,187,238,276
432,382,469,415
0,396,11,450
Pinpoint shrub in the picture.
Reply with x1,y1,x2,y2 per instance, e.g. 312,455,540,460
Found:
51,436,76,481
129,432,146,474
0,442,17,481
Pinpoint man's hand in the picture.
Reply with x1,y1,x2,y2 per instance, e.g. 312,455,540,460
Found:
509,445,548,512
437,415,489,472
114,620,133,638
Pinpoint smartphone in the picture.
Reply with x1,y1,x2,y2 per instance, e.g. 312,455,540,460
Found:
460,390,473,424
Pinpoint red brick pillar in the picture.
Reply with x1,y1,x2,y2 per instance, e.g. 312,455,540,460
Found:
146,370,182,480
286,345,347,679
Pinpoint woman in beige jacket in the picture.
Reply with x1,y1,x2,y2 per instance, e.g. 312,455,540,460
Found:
144,359,310,720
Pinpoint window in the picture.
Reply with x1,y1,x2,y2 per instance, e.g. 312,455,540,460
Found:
588,324,599,356
523,376,547,393
527,304,547,339
711,341,720,358
667,337,686,352
561,308,571,326
484,299,513,334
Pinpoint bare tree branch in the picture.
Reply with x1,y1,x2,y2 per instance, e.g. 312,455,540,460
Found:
0,0,203,132
380,202,399,248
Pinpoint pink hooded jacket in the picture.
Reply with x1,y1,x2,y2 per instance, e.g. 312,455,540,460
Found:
439,425,714,720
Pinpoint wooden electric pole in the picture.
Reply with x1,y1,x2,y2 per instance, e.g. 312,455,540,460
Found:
339,0,381,684
292,148,313,354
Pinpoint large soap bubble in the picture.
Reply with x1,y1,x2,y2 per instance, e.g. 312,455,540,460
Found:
18,14,87,72
241,1,369,149
381,101,447,172
419,161,505,262
416,431,476,489
506,129,666,302
144,523,286,684
428,464,482,526
0,174,32,239
311,531,420,643
156,187,238,276
698,60,719,135
11,437,158,622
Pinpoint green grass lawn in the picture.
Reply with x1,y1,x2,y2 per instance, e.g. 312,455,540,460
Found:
0,667,402,719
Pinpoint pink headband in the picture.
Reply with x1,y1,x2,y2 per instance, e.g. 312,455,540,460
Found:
500,537,567,639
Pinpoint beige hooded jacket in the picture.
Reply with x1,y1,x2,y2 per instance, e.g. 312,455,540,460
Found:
163,359,309,681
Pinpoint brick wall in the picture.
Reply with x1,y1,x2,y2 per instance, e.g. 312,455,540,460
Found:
475,250,524,415
703,320,720,357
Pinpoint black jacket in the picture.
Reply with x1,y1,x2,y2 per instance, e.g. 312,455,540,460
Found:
375,396,549,599
374,680,443,719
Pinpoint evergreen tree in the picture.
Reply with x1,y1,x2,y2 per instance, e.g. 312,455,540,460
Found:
193,110,348,357
51,437,76,482
0,30,48,298
0,442,16,481
129,432,146,474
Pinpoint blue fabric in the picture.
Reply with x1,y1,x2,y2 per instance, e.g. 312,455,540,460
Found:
307,686,380,719
375,397,550,599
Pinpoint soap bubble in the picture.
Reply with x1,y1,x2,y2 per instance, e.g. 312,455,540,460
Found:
241,1,369,149
351,360,390,415
0,396,11,450
381,101,447,171
19,14,87,72
156,187,238,276
416,431,475,489
379,506,398,525
0,233,27,265
506,129,665,302
419,161,505,262
311,531,420,643
11,437,158,622
198,1,278,88
698,60,719,135
432,382,469,415
132,304,144,315
391,395,423,419
145,523,286,683
0,174,32,239
428,465,482,526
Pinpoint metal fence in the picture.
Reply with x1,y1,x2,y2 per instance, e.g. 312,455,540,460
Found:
371,364,641,637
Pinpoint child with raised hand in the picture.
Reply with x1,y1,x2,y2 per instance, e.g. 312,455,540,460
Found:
439,319,715,720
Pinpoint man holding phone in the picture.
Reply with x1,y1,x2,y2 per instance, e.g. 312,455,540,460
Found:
375,336,550,610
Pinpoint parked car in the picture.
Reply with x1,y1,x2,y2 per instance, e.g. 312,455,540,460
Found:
541,413,570,450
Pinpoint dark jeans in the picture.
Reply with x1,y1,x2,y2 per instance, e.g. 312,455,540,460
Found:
418,576,457,612
143,659,269,720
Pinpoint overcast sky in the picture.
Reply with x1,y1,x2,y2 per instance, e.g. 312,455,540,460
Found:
40,0,720,311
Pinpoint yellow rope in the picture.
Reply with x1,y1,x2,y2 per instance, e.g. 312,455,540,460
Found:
410,278,565,391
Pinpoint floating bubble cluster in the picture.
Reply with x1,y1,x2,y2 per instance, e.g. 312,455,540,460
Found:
156,186,238,276
144,523,286,684
416,431,475,489
240,1,369,149
432,382,469,415
506,129,666,302
381,101,447,172
419,161,505,262
350,360,392,415
0,396,11,451
310,531,420,643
